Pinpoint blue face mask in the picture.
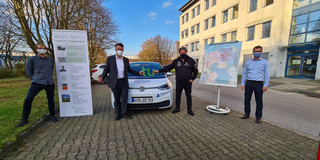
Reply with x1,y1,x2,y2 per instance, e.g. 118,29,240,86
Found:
253,52,261,58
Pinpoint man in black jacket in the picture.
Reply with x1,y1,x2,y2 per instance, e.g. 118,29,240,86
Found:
155,47,198,116
99,43,142,120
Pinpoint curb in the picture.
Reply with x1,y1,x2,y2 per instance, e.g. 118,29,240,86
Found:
0,108,59,159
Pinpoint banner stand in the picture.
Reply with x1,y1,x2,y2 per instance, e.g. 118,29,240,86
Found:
206,86,230,114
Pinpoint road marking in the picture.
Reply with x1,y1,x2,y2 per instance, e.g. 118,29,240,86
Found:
268,89,296,95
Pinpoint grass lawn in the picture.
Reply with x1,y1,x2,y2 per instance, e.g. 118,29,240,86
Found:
0,77,58,149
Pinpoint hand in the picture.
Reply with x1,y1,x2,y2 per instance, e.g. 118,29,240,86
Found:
262,87,268,92
241,85,245,91
154,70,159,74
98,76,103,83
188,79,193,83
139,71,143,75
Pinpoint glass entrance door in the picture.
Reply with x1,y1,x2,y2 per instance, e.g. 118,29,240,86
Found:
285,47,318,78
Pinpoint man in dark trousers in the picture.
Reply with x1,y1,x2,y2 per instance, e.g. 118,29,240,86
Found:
240,45,270,123
99,43,142,120
16,43,58,127
155,47,198,116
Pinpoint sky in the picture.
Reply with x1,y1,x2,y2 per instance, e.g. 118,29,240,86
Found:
104,0,189,56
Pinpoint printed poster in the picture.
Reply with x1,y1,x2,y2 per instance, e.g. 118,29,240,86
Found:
52,30,93,117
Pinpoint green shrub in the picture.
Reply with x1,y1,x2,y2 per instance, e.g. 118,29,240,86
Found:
0,68,14,79
14,64,27,77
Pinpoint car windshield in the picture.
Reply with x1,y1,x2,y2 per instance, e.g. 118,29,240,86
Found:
128,62,166,79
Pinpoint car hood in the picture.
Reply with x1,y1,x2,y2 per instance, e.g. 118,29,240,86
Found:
129,78,169,88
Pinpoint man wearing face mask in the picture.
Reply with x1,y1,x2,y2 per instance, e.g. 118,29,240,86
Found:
154,47,198,116
98,43,143,120
16,43,58,127
240,45,270,123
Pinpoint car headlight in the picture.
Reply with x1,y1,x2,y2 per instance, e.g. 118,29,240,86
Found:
157,83,171,90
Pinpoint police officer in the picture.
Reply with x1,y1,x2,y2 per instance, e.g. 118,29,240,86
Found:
155,47,198,116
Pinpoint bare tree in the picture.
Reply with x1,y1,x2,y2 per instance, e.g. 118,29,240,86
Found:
8,0,118,62
138,35,176,65
0,1,24,69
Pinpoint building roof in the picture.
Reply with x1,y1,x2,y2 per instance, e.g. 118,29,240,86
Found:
179,0,199,12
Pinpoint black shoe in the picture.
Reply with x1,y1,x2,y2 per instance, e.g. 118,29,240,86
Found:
115,114,121,121
256,118,262,123
187,111,195,116
172,109,180,114
16,119,29,127
48,115,58,122
122,114,132,119
241,114,250,119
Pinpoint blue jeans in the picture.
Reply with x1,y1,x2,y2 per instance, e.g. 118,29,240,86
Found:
22,83,55,120
244,81,263,118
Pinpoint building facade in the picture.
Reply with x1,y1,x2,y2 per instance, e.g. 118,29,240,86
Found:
179,0,320,79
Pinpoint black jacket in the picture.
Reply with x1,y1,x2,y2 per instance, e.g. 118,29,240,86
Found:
101,55,139,88
160,55,198,82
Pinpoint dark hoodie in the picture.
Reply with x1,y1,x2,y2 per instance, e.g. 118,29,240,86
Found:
159,55,198,82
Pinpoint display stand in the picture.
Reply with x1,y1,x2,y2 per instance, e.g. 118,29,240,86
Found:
206,86,230,114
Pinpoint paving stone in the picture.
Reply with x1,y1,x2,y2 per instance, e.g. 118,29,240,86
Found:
3,84,318,160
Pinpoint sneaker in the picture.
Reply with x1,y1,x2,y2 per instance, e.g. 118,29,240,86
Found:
122,114,132,119
48,115,58,122
255,118,262,123
16,119,29,127
241,114,250,119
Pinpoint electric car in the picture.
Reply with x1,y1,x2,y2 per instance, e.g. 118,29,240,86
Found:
111,62,173,109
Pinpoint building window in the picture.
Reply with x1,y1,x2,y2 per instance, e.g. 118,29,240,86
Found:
265,0,273,6
182,16,184,24
185,29,188,38
212,0,216,6
197,5,200,16
249,0,257,13
186,13,189,22
191,43,195,52
181,31,184,39
262,21,271,38
192,8,195,18
289,34,306,43
211,37,215,44
205,39,208,45
191,26,195,35
293,0,309,9
231,31,237,41
306,32,320,42
195,42,199,51
205,0,209,10
185,44,188,50
205,19,209,30
247,26,255,41
292,14,308,25
211,16,216,28
221,34,227,42
232,5,239,19
196,23,200,33
223,10,228,23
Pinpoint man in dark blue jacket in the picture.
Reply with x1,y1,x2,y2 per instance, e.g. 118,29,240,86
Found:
155,47,198,116
16,43,58,127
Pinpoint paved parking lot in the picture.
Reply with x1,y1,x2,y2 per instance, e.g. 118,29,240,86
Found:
4,84,318,159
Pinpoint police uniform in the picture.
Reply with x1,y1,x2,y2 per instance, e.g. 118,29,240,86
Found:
159,55,198,113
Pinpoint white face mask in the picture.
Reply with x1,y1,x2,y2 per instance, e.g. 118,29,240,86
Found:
116,50,123,56
37,49,47,54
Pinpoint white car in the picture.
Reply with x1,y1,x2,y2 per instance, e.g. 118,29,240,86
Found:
111,62,173,109
91,64,106,81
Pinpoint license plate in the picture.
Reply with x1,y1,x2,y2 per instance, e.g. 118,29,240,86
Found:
132,97,153,103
